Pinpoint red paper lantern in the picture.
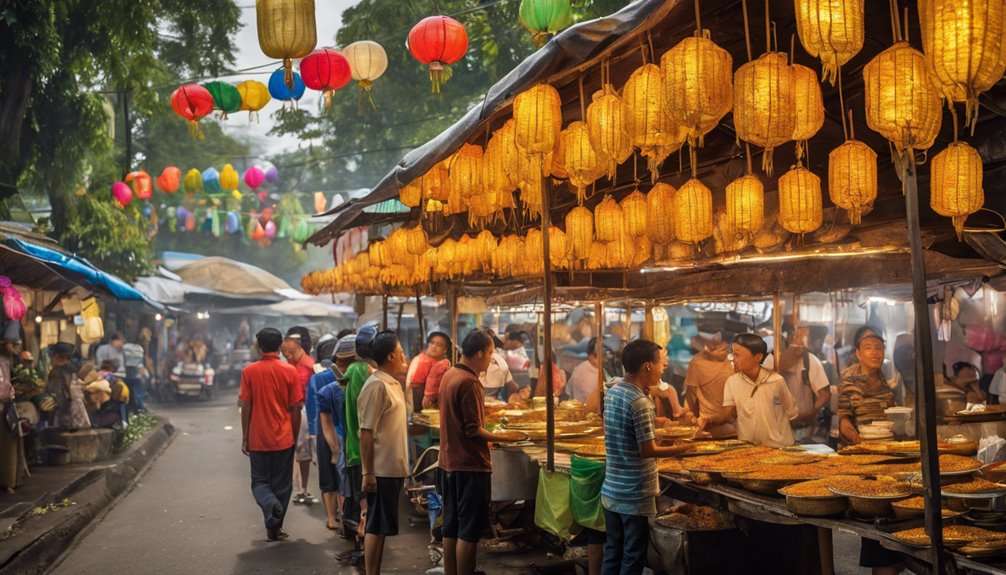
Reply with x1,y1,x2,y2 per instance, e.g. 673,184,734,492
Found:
156,167,181,193
408,15,469,93
170,84,214,140
300,48,352,110
125,170,153,200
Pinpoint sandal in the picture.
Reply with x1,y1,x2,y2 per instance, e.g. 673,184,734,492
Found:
326,521,339,530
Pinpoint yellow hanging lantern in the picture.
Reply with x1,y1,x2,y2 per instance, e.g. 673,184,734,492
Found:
673,178,713,244
828,139,877,225
449,143,484,201
562,122,605,203
405,225,428,255
931,141,984,239
631,237,652,268
620,190,648,237
791,63,825,161
475,230,496,271
424,199,444,213
920,0,1006,127
565,206,594,260
646,183,676,243
549,226,568,270
863,42,943,166
518,160,544,216
523,229,543,276
368,240,385,267
594,195,623,242
733,52,796,176
220,164,240,191
622,63,687,182
725,174,765,236
795,0,865,85
662,32,734,148
399,179,422,207
586,241,608,270
778,165,823,235
237,80,272,120
550,131,569,179
484,120,520,199
606,234,630,269
438,238,458,277
256,0,317,88
387,227,410,262
513,84,563,178
423,159,451,201
587,84,632,179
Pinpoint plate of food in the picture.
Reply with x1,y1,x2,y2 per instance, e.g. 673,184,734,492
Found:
827,476,912,500
935,477,1006,499
573,444,606,459
892,525,1006,549
890,496,967,520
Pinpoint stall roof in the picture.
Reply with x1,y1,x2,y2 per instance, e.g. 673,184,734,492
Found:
173,256,295,297
308,0,1006,259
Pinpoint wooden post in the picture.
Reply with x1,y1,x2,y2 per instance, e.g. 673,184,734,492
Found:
773,293,784,371
905,155,945,571
415,290,425,357
449,287,459,365
542,179,556,472
382,294,389,331
596,301,604,400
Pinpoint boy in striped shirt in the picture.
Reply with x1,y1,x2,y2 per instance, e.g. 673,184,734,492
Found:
601,339,693,575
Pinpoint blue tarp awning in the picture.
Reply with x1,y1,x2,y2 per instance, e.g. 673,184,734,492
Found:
5,239,152,303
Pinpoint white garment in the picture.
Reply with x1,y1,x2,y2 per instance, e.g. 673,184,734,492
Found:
480,351,513,395
357,369,410,477
723,367,798,448
763,352,830,418
991,368,1006,398
566,360,599,403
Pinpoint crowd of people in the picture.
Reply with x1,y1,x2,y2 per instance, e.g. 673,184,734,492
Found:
238,316,959,575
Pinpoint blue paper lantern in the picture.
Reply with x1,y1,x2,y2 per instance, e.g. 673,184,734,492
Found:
268,68,306,102
142,203,153,218
225,211,241,235
202,167,222,195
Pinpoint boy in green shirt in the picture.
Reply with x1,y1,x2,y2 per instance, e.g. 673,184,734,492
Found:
341,326,376,539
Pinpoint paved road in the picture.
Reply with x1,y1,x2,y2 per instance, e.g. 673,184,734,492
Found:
50,388,438,575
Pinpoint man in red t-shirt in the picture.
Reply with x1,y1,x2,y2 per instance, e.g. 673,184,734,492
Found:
438,330,525,575
282,326,317,505
239,328,304,541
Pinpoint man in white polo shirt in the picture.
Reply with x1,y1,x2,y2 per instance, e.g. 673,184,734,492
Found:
763,323,831,443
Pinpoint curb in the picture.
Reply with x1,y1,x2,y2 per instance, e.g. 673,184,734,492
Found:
0,416,176,575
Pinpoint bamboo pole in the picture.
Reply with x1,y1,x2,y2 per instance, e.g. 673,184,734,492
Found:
905,155,945,571
596,302,605,400
542,178,556,472
382,294,389,331
449,287,459,365
773,294,783,371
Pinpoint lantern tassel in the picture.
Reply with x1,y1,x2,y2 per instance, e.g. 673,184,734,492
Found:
284,58,294,90
324,90,333,111
953,216,967,241
761,148,775,177
187,120,204,141
430,62,444,94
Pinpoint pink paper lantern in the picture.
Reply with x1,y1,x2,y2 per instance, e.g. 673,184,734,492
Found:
264,220,277,239
111,181,133,207
244,166,265,189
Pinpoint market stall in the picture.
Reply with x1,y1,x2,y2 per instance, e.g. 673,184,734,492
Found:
301,0,1006,571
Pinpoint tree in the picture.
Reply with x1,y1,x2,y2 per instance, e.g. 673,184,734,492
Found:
268,0,631,193
0,0,240,230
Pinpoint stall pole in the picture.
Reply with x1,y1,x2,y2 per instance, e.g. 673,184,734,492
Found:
382,294,389,331
773,294,784,371
449,287,459,365
415,291,425,356
905,157,945,571
542,180,556,472
596,301,605,404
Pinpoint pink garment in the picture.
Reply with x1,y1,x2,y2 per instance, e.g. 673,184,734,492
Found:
422,359,452,403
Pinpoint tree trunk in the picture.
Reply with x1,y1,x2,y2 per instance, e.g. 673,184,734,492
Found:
0,51,33,199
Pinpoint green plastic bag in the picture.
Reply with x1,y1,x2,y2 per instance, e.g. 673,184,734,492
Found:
534,468,578,540
570,455,605,532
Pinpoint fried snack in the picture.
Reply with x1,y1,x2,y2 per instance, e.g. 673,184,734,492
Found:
941,477,1006,494
780,476,862,498
891,496,965,516
828,475,911,498
658,458,685,474
825,454,907,466
735,464,831,481
939,454,983,473
893,525,1006,547
575,444,606,457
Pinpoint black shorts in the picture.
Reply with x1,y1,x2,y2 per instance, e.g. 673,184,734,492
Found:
860,537,903,568
365,476,404,536
344,465,364,502
317,438,339,494
441,470,492,542
581,527,606,545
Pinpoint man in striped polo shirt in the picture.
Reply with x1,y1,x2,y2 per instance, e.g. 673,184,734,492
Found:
601,339,694,575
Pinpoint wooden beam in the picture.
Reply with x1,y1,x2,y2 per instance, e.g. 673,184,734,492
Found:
543,178,556,472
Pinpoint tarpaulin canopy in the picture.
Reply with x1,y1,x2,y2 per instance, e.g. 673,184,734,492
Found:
4,238,155,304
173,256,294,296
210,299,355,318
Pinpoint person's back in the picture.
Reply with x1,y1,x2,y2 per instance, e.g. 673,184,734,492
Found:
241,351,299,452
438,365,489,472
602,380,658,515
343,360,370,467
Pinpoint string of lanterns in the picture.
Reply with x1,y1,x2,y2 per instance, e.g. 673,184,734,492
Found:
302,0,1004,294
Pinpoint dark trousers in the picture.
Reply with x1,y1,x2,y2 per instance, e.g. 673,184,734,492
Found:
126,376,146,412
602,508,649,575
249,447,295,531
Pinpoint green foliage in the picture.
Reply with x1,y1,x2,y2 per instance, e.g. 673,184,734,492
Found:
60,192,155,282
121,412,159,448
269,0,630,192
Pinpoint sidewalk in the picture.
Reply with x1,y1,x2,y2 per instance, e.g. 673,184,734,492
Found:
0,416,176,575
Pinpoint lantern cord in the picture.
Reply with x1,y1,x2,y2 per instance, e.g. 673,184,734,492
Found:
646,32,655,66
579,77,587,120
764,0,771,55
789,34,795,66
838,66,849,141
951,106,960,143
744,142,754,176
848,109,856,141
693,0,701,32
962,208,1006,234
903,8,910,45
888,0,897,44
741,0,753,62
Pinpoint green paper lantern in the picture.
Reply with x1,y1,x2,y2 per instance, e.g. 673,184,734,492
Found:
292,218,312,244
277,214,290,239
519,0,573,48
203,81,242,118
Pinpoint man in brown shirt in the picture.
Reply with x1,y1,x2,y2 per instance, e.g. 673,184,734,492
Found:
438,330,523,575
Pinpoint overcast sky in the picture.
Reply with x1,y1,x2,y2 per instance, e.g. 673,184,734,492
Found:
207,1,357,160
